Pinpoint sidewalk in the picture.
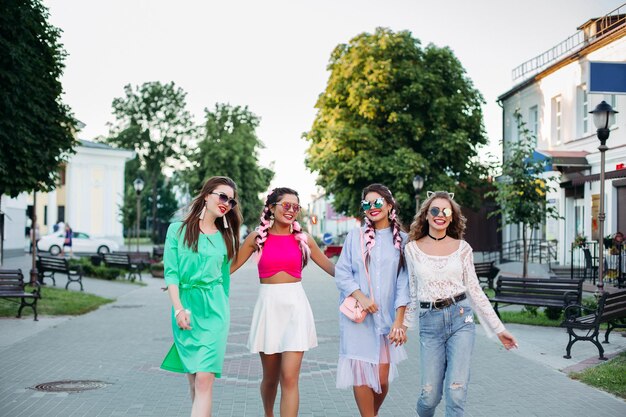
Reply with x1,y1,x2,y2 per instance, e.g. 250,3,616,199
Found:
0,257,625,416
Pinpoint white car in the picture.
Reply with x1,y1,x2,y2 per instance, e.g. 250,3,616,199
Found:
37,231,120,255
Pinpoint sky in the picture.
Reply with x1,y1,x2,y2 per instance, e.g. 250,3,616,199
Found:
45,0,625,205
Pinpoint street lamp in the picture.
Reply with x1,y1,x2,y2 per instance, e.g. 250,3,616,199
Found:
590,100,618,292
133,178,144,252
412,174,424,214
30,191,38,285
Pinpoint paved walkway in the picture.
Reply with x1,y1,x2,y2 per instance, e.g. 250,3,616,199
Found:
0,254,625,416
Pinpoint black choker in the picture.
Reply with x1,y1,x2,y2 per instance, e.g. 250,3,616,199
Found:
428,233,447,241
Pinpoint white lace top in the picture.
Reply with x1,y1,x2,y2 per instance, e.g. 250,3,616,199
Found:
403,240,505,335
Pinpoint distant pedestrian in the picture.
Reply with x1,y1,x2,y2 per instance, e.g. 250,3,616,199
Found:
230,187,335,417
403,191,518,417
60,224,72,257
160,176,242,417
53,219,65,234
334,183,410,417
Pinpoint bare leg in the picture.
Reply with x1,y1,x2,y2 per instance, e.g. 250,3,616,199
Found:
186,373,196,403
373,363,390,416
279,351,304,417
190,372,215,417
260,353,282,417
353,385,376,417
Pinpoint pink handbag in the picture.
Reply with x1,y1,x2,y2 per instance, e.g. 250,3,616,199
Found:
339,230,373,323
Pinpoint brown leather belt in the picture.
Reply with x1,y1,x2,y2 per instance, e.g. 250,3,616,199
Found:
420,292,466,309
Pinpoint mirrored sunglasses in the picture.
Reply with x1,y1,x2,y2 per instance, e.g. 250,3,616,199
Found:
274,202,301,213
429,207,452,218
210,192,237,208
361,197,385,211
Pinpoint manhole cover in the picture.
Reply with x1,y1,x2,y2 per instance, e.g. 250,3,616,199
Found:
111,305,144,309
31,380,110,392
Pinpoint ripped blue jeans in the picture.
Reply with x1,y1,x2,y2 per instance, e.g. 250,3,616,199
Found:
416,298,475,417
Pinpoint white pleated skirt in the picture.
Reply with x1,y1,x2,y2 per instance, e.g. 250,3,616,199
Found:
247,282,318,354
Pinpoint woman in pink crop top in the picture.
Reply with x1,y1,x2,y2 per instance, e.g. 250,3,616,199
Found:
231,187,335,417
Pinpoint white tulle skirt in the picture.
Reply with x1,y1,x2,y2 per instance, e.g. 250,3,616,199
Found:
247,282,318,354
336,336,407,394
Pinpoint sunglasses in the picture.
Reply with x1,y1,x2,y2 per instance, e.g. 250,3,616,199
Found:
210,192,237,209
429,207,452,218
274,202,301,213
361,197,385,211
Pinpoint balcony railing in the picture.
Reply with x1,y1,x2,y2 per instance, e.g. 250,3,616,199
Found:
512,3,626,82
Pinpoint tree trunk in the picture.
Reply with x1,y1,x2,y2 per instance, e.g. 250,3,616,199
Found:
522,224,528,278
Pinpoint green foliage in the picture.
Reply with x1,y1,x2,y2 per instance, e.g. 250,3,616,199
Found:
522,305,539,317
0,0,77,198
570,351,626,399
107,82,194,238
70,258,125,281
119,156,178,240
487,110,561,276
544,306,563,320
185,104,274,227
304,27,489,223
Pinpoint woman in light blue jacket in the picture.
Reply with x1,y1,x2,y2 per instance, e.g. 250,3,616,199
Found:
335,183,410,417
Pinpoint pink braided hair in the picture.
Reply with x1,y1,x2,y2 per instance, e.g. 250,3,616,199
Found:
254,205,272,262
363,217,376,265
291,220,310,268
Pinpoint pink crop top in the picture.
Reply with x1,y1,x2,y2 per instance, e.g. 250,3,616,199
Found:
258,234,303,279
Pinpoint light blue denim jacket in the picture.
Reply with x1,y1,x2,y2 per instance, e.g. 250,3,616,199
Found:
335,226,410,363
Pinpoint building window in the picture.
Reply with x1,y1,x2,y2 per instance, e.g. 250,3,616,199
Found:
579,85,588,135
610,94,618,126
529,105,538,146
43,206,48,226
551,95,562,145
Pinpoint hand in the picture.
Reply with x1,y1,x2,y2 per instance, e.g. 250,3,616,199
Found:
497,330,518,350
356,295,378,314
176,309,192,330
387,324,407,346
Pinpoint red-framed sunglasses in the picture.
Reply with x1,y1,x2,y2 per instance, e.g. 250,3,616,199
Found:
273,202,301,213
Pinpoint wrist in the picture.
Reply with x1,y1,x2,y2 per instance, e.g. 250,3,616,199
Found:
175,307,185,318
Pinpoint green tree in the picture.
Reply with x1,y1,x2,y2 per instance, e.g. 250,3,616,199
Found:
304,27,488,223
186,104,274,228
107,81,194,240
487,110,560,277
119,157,179,244
0,0,76,264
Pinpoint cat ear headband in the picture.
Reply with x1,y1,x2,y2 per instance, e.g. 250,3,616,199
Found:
426,191,455,200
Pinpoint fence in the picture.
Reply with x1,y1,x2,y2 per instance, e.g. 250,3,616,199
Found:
570,241,625,287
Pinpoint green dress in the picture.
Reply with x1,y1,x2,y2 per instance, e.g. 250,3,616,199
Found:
160,222,231,377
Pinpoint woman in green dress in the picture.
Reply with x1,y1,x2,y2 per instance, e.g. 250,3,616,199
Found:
161,176,242,417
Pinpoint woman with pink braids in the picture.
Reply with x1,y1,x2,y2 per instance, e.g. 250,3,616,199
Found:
334,183,410,417
230,187,335,417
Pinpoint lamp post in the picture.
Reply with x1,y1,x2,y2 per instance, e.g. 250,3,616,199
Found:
30,191,38,285
412,174,424,214
590,100,618,292
133,178,144,252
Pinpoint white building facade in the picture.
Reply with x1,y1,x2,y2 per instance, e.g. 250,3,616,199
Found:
2,140,132,257
498,8,626,266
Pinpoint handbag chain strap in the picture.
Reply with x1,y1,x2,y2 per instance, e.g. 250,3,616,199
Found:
359,229,375,303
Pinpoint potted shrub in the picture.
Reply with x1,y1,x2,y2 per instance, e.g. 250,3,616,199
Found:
573,234,587,249
150,262,164,278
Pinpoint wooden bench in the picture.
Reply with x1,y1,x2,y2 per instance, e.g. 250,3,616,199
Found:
489,276,583,319
561,289,626,360
152,246,164,261
474,261,499,290
37,255,84,291
103,253,142,281
0,269,41,320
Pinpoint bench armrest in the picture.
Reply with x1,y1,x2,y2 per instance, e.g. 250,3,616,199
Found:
563,291,580,306
562,304,597,323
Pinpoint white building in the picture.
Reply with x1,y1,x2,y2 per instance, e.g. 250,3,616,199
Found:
498,6,626,265
1,140,133,257
307,193,359,245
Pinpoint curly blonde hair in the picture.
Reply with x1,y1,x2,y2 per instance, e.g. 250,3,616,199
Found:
408,191,466,241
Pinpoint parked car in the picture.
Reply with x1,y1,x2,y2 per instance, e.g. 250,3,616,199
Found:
37,231,119,255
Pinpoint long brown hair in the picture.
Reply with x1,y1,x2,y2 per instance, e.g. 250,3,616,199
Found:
408,191,466,241
181,176,242,260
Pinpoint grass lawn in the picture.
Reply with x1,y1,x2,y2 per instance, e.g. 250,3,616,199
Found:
0,286,114,318
570,351,626,399
123,237,153,245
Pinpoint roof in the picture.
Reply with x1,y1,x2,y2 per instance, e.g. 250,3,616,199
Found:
79,139,133,153
533,150,591,173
